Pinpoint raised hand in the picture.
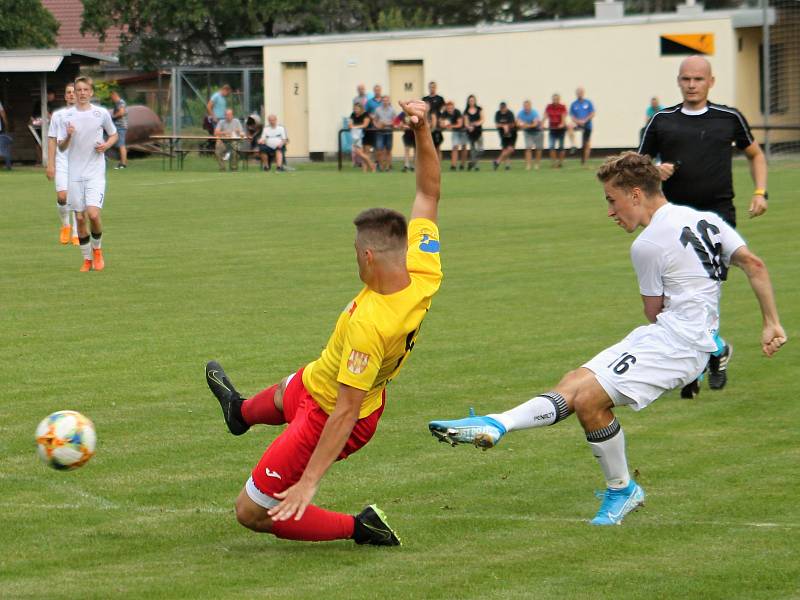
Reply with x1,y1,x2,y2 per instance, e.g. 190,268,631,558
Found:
399,99,428,128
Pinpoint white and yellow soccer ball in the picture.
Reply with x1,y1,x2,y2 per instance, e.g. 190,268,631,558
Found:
35,410,96,470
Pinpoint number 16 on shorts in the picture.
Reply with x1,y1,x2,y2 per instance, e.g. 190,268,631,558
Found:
608,352,637,375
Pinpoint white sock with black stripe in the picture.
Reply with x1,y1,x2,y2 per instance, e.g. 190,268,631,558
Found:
57,203,70,226
586,418,630,489
489,391,570,432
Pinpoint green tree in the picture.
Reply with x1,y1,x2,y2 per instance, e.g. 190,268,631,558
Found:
0,0,59,48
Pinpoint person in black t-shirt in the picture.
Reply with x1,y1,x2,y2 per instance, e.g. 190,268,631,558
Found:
349,103,375,172
493,102,517,171
464,94,484,171
422,81,445,119
439,100,465,170
639,55,769,397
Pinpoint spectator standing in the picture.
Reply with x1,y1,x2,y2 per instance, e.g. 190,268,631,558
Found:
207,84,232,130
423,81,445,120
517,100,543,171
214,109,244,172
493,102,517,171
569,87,596,165
641,97,664,143
110,90,128,170
0,100,11,170
439,100,465,170
31,88,56,125
353,84,368,108
364,85,382,160
373,95,397,172
399,112,415,172
257,114,288,172
638,55,768,397
544,94,568,168
463,94,484,171
348,103,375,173
645,96,664,123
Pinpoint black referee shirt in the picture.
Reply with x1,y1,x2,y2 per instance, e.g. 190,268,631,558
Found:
639,101,754,211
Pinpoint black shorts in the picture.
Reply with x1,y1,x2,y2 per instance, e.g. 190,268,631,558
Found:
363,130,376,147
580,127,592,144
500,132,517,149
432,130,444,148
402,130,415,147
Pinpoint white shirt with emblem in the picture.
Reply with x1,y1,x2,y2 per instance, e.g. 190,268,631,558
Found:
631,203,746,352
57,104,117,182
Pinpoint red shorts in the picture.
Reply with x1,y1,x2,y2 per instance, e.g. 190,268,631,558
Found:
249,368,385,503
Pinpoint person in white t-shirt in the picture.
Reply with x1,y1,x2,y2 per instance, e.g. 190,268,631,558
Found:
57,76,118,272
428,152,786,526
256,114,288,172
46,83,79,245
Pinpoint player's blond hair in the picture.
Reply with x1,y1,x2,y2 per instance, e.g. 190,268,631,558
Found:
353,208,407,253
596,151,661,197
74,75,93,89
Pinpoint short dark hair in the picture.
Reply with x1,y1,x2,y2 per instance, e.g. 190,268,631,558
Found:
596,151,662,197
353,208,407,252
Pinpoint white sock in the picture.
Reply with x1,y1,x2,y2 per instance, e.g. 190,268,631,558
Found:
58,203,70,226
80,240,91,260
90,233,102,250
71,214,78,237
586,418,630,489
489,391,569,432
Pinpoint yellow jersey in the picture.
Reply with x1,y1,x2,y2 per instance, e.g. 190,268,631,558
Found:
302,218,442,418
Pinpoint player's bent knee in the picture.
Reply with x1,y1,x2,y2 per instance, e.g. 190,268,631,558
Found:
235,487,274,533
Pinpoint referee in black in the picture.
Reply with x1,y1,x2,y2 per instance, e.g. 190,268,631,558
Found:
639,55,769,398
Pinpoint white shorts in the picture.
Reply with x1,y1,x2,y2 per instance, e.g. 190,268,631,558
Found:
68,178,106,212
583,324,708,411
55,169,68,193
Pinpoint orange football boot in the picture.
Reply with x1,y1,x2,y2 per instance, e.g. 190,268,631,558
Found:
80,259,92,272
59,226,70,244
71,236,79,245
92,248,105,271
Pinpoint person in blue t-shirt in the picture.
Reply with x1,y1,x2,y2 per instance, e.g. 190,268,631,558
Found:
569,87,595,165
207,84,232,128
640,96,664,144
516,100,543,171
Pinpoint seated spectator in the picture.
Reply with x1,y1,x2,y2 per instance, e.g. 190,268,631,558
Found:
439,100,466,171
517,100,543,171
214,109,244,171
373,95,397,172
493,102,517,171
348,103,375,173
257,114,288,172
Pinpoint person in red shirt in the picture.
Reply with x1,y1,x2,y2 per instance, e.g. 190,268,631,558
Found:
544,93,568,168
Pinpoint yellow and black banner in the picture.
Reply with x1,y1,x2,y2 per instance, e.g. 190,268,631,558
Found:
660,33,715,55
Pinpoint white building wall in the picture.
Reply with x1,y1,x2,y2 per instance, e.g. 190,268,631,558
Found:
260,16,739,154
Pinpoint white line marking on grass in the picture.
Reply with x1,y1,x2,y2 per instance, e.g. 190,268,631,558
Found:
430,513,800,530
133,177,225,187
9,501,795,530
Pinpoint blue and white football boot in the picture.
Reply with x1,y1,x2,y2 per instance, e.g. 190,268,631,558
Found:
428,408,507,449
590,480,646,526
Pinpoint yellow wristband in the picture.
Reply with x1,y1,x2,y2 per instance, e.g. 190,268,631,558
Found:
753,189,766,196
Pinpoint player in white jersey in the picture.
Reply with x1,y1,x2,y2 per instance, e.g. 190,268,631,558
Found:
57,76,117,272
47,83,79,246
429,152,786,526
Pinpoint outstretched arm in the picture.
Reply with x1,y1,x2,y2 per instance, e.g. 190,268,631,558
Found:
400,99,440,224
730,246,786,357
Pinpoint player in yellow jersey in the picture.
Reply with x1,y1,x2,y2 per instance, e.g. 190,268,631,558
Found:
205,99,441,545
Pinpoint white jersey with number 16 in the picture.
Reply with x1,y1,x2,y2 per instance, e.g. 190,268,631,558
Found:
630,203,746,352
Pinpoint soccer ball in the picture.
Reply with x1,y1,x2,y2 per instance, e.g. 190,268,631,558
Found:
35,410,96,470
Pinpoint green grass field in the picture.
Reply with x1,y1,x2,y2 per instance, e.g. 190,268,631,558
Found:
1,156,798,599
